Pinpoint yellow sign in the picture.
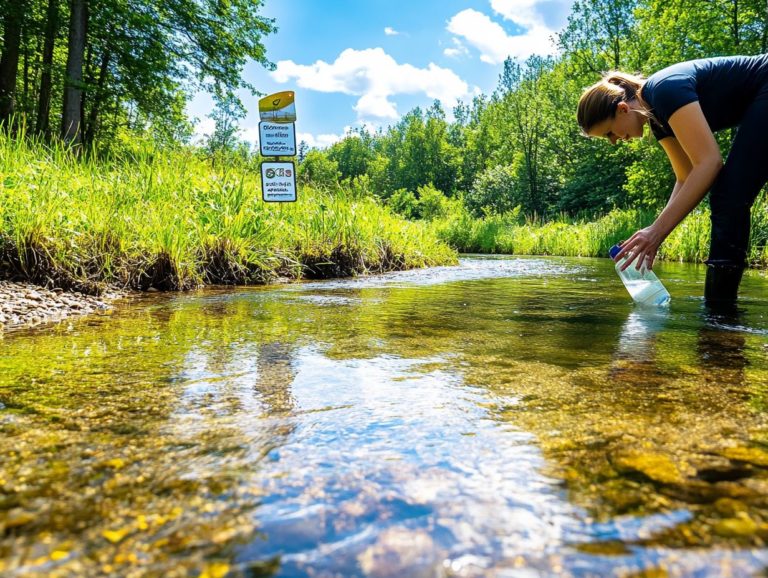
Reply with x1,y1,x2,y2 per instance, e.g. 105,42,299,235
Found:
259,91,296,123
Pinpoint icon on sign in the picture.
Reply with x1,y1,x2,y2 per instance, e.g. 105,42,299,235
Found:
265,168,276,178
259,91,296,123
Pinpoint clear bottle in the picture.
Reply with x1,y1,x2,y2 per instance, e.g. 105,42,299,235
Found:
609,244,670,306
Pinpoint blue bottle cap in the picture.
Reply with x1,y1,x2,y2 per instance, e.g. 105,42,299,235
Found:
609,244,621,259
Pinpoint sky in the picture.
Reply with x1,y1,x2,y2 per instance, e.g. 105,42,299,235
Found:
187,0,576,149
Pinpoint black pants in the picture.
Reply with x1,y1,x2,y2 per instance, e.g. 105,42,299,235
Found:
707,86,768,267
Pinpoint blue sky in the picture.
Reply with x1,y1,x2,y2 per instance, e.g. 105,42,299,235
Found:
188,0,576,148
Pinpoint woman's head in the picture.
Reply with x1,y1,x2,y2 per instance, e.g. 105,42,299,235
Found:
578,72,648,144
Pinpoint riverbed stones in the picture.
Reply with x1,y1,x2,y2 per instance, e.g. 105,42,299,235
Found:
0,280,123,332
611,450,686,485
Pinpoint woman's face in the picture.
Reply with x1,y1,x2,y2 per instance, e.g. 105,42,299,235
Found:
587,101,645,144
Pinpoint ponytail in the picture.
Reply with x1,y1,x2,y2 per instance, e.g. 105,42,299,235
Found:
577,71,647,134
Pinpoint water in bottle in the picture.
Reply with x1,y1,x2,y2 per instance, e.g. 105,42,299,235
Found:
609,244,670,306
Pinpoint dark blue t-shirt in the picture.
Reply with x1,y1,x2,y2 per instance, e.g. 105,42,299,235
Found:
641,54,768,140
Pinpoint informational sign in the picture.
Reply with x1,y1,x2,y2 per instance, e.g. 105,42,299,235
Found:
261,161,297,203
258,91,296,123
259,122,297,156
259,91,298,202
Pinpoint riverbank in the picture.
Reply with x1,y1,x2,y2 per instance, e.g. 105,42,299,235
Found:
430,204,768,267
0,280,125,332
1,134,456,294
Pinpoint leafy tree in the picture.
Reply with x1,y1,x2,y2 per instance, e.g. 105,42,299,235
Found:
298,149,340,190
0,0,29,125
557,0,649,76
465,164,521,217
204,93,245,156
387,188,418,219
495,56,560,215
416,183,450,221
327,127,375,181
0,0,276,146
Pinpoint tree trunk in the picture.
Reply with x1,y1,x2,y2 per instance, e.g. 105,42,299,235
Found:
61,0,88,144
0,0,27,126
83,48,109,148
36,0,60,138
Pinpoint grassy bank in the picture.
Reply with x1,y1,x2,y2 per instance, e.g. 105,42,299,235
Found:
0,134,457,294
431,200,768,267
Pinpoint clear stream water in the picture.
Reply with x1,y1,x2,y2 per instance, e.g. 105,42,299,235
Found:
1,256,768,577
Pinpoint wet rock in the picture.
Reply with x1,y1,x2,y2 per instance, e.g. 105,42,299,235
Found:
611,450,685,485
714,498,749,517
2,509,35,529
719,446,768,467
713,514,758,538
0,281,124,331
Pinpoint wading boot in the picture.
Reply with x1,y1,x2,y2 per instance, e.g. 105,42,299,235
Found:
704,264,744,310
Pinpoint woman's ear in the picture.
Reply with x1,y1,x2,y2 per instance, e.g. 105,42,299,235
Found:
616,101,629,114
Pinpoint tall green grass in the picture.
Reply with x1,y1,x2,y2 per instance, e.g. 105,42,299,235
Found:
0,132,457,293
432,200,768,267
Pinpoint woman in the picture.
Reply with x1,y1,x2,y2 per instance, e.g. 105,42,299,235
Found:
577,54,768,305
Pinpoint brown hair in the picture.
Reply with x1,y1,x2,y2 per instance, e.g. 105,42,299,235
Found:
577,71,647,134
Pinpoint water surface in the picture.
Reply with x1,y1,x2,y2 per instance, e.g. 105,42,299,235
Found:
2,256,768,577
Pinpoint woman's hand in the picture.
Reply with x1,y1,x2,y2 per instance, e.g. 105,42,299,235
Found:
613,225,665,271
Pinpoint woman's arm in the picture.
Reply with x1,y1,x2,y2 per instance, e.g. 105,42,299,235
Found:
617,102,722,270
659,137,691,207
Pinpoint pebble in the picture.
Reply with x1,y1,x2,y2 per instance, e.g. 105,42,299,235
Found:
0,281,124,332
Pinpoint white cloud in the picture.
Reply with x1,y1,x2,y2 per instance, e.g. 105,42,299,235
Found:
446,6,556,65
444,37,470,59
491,0,574,29
297,131,344,149
384,26,400,36
271,47,471,122
490,0,544,28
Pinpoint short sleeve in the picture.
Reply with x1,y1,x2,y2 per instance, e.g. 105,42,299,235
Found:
644,73,699,141
648,74,698,123
650,118,673,141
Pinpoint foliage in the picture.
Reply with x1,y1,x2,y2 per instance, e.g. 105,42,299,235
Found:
4,0,768,271
0,0,276,148
0,132,456,291
387,189,419,220
298,150,340,190
465,164,521,217
416,184,452,221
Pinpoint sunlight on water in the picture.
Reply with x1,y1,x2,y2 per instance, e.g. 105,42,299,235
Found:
1,256,768,576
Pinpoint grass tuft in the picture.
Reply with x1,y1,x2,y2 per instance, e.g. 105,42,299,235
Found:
0,133,457,292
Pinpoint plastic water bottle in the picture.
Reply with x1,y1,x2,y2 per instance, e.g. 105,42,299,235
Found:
609,244,670,306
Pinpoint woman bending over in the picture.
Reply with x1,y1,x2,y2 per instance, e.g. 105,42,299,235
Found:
578,54,768,305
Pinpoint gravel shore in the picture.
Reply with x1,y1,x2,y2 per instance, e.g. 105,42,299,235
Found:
0,281,124,332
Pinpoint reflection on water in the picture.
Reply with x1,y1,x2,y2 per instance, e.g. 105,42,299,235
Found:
1,257,768,576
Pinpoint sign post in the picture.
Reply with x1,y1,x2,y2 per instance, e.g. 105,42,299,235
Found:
258,91,298,203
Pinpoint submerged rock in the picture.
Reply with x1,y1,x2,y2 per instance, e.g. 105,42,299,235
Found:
612,450,685,485
719,446,768,467
713,514,759,537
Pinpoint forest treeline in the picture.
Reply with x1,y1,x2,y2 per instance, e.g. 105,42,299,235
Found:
298,0,768,221
2,0,768,221
0,0,274,148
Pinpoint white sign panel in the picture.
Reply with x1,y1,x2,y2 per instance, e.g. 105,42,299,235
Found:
261,161,297,202
259,122,297,156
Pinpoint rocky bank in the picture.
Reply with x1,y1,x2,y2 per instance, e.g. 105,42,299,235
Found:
0,281,124,332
